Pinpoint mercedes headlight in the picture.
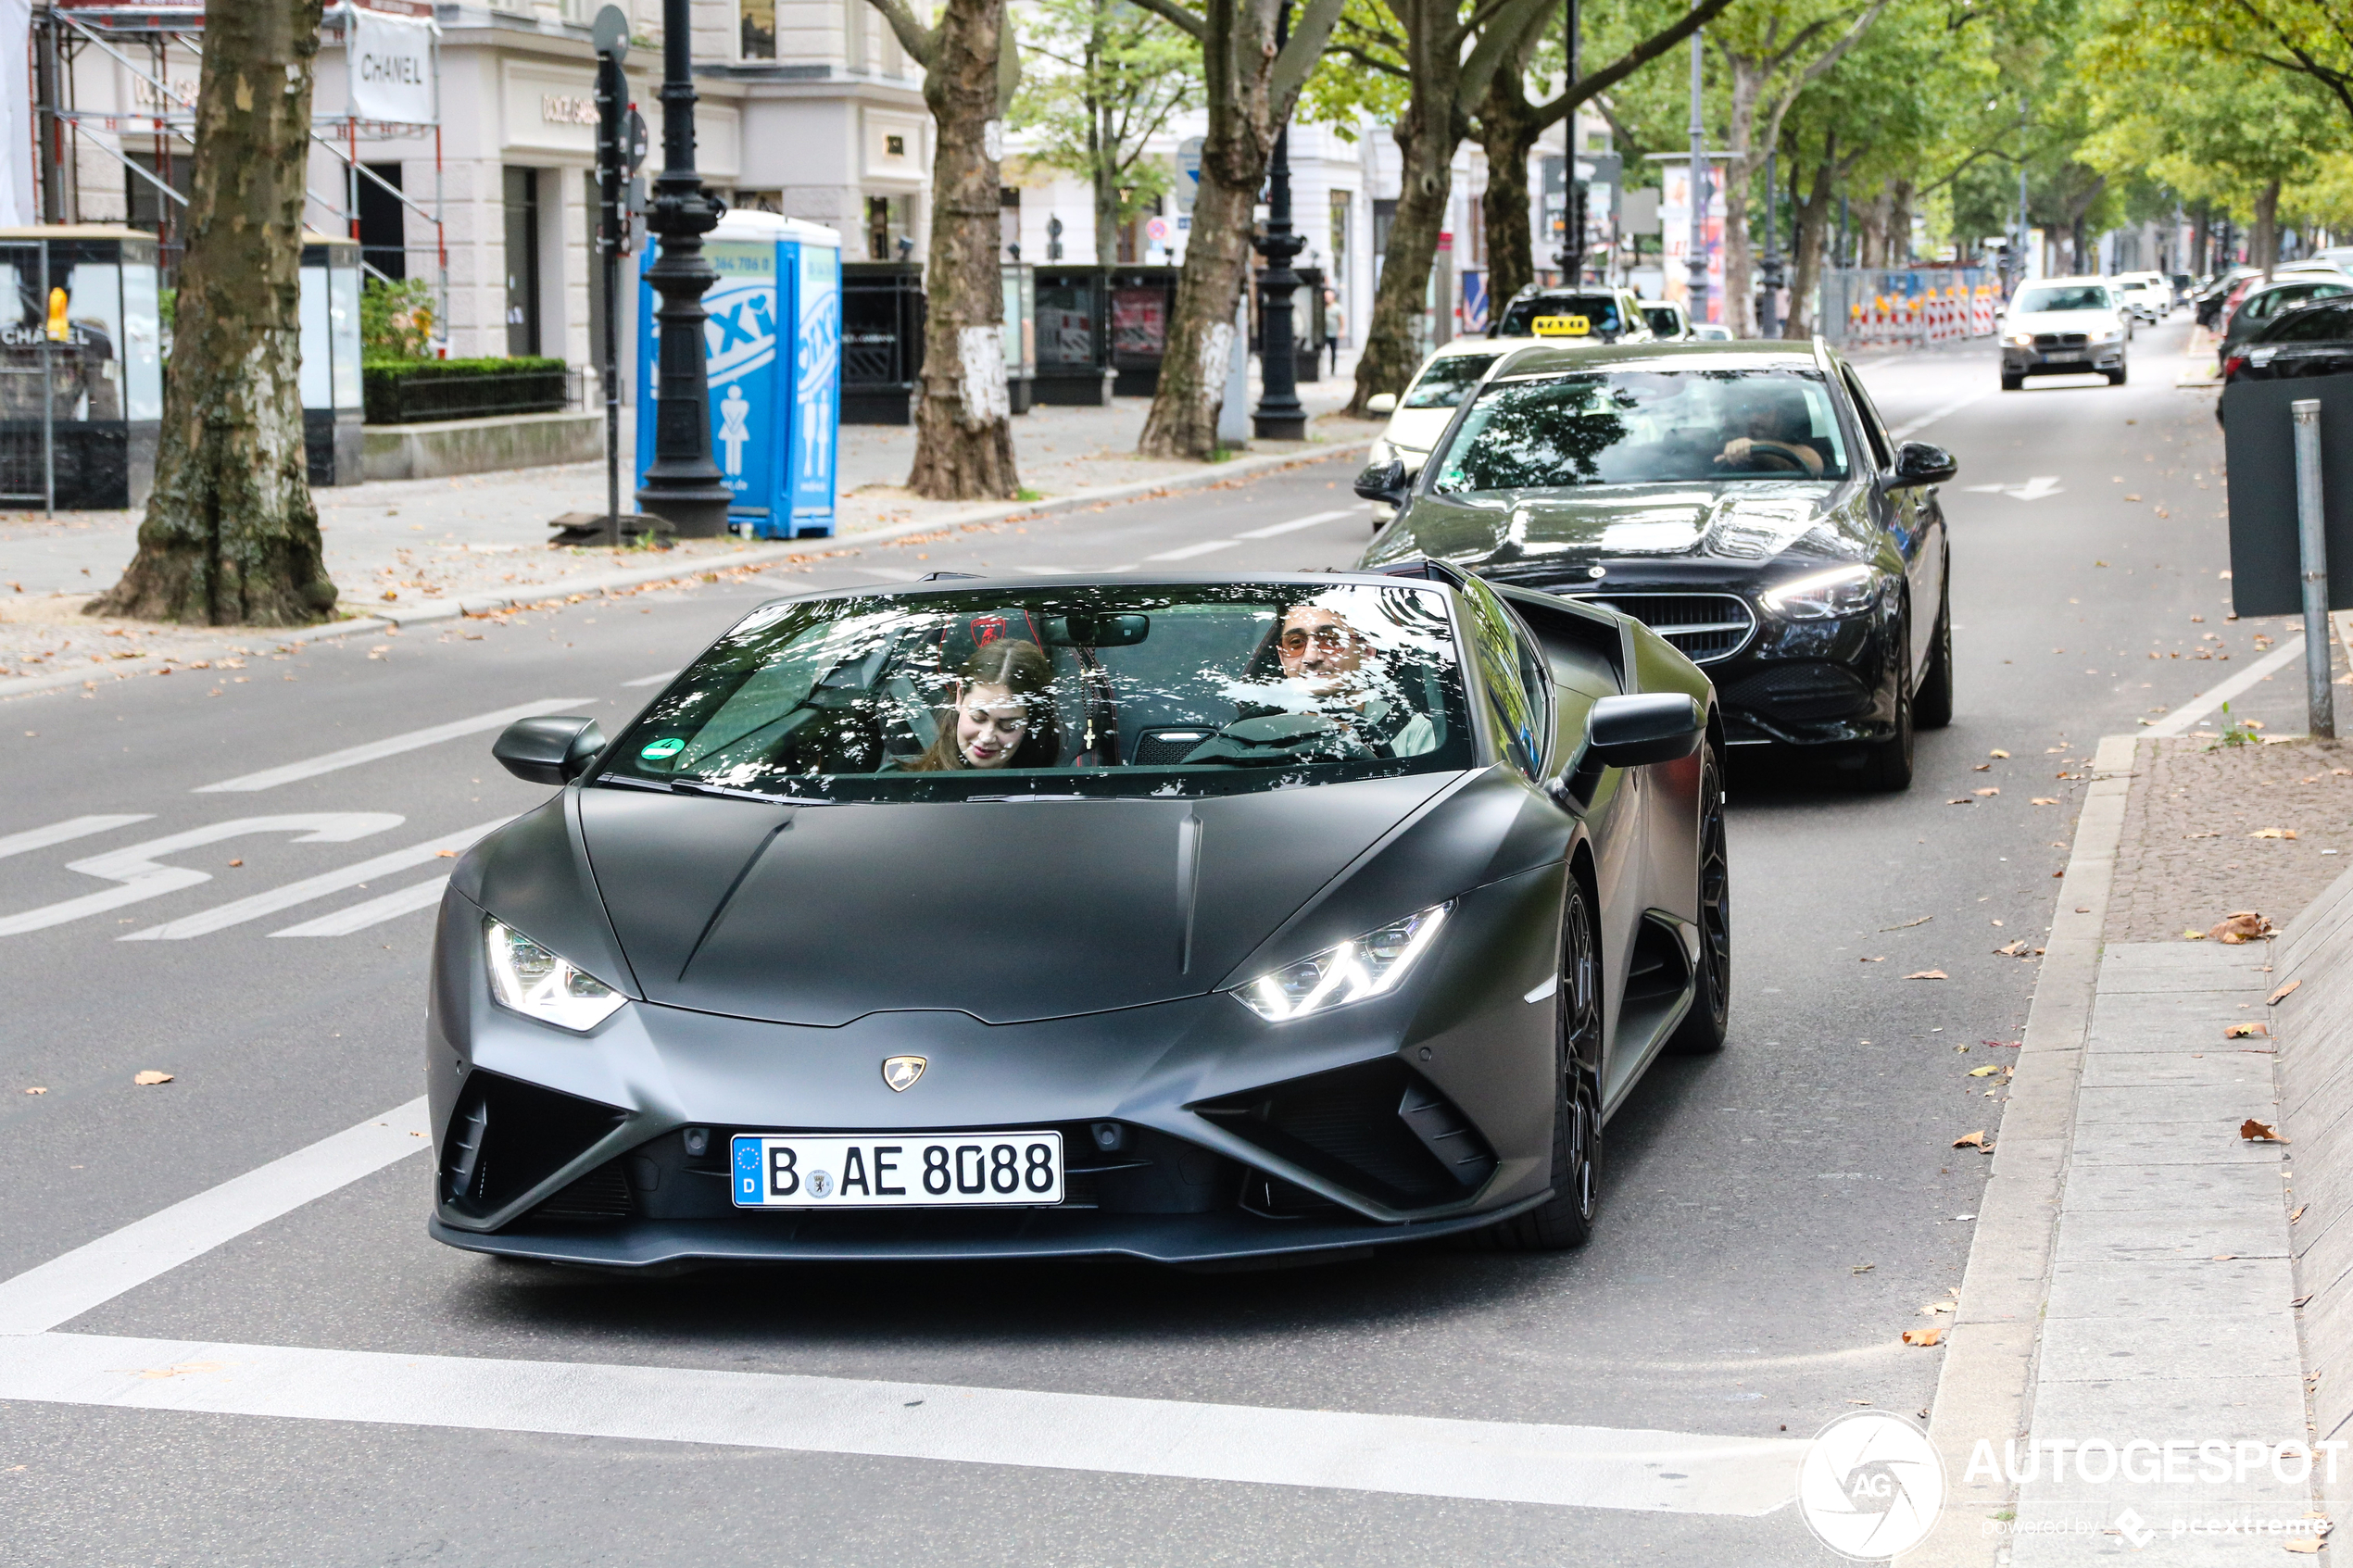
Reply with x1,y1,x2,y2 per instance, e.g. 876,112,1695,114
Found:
1761,562,1880,620
484,917,626,1031
1235,903,1453,1022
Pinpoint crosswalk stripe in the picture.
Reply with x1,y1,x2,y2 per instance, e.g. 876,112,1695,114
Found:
1235,508,1357,539
193,699,595,794
120,819,505,941
270,877,451,937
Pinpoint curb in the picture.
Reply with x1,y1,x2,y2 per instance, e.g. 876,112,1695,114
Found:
1896,731,2142,1566
0,439,1372,705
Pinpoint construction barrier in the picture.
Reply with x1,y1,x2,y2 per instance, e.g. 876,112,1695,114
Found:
1818,269,1998,348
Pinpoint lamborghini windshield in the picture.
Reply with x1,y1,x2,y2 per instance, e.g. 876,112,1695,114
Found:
603,583,1475,802
1428,367,1850,492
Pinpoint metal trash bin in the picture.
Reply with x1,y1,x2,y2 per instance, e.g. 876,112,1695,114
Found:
1034,265,1114,407
841,261,924,424
1108,265,1179,397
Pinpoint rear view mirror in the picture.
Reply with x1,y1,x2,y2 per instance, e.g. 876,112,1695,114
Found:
1042,612,1150,647
494,716,606,785
1365,393,1398,415
1585,694,1703,769
1890,441,1957,488
1353,458,1409,506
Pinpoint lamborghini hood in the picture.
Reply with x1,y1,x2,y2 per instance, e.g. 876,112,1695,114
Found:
572,774,1463,1027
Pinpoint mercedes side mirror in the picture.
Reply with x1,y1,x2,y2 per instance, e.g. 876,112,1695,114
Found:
1585,694,1704,769
494,715,607,785
1353,458,1409,507
1365,392,1398,415
1890,441,1957,489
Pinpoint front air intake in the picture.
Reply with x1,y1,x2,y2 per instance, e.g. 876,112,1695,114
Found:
1194,1059,1497,1210
440,1071,629,1221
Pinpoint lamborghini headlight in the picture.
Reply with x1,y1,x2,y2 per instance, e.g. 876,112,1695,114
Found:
1761,562,1880,620
484,917,626,1032
1235,902,1453,1022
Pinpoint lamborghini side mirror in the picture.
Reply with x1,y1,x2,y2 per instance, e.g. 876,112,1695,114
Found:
494,716,606,785
1585,694,1703,769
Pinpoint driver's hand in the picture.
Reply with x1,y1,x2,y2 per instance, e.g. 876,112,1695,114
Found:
1716,437,1753,465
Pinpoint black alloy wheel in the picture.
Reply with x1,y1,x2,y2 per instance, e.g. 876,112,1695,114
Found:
1474,881,1603,1250
1668,746,1730,1055
1859,624,1915,792
1914,568,1954,731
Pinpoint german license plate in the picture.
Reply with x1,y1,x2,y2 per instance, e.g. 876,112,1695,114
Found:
2045,349,2083,362
729,1132,1064,1208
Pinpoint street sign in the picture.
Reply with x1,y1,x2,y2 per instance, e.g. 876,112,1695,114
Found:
590,4,630,57
1176,136,1203,217
2224,374,2353,617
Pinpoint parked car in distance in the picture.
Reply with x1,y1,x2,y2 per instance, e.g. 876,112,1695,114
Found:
2196,268,2260,329
1689,323,1735,342
2218,296,2353,425
2216,275,2353,367
2110,271,2171,322
2001,277,2131,388
1639,299,1693,341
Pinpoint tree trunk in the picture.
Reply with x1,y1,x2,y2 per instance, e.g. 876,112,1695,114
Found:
906,0,1018,499
1783,140,1837,339
1476,53,1541,312
1887,179,1913,267
1717,62,1763,339
1350,72,1461,415
1138,154,1258,456
89,0,333,627
2254,181,2282,280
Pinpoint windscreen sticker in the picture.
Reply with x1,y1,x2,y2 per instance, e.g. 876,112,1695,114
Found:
1531,315,1592,337
639,737,686,761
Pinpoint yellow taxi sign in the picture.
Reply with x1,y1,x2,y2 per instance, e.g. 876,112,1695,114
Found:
1530,314,1592,337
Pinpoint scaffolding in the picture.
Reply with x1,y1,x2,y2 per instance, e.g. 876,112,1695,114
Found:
29,0,448,347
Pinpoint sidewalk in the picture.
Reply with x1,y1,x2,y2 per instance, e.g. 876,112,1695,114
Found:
1912,726,2353,1563
0,370,1381,696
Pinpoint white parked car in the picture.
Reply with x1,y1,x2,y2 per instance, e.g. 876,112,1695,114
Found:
2109,271,2171,323
2000,276,2130,389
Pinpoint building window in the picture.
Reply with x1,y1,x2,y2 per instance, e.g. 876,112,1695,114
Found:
503,166,541,358
741,0,775,60
358,162,406,282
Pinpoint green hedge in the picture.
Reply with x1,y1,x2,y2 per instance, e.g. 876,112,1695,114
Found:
363,357,568,425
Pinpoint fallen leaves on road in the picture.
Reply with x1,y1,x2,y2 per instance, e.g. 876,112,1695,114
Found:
2211,911,2276,944
2032,797,2060,805
1985,1039,2022,1048
1968,1064,2003,1077
1860,955,1885,962
132,1071,172,1086
435,849,457,859
2294,1205,2309,1223
1995,940,2032,957
130,1361,225,1382
1949,797,1973,806
1852,1262,1875,1273
2225,1022,2271,1039
1975,787,2000,797
2251,829,2299,840
1902,1327,1944,1348
1881,915,1933,931
1989,748,2010,759
1906,969,1950,980
2241,1119,2290,1143
2215,1254,2237,1261
2269,980,2303,1006
2284,1539,2323,1554
1953,1130,1991,1150
1919,1301,1957,1316
22,1086,45,1095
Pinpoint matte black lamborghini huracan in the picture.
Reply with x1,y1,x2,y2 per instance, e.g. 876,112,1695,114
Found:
1357,339,1957,789
426,565,1726,1269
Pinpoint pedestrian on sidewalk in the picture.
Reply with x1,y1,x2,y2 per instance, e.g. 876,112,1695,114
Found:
1326,291,1344,375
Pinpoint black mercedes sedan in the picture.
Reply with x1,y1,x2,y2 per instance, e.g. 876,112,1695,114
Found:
1355,339,1956,789
426,569,1728,1270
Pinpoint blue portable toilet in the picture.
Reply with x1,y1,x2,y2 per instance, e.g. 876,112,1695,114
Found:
636,210,841,538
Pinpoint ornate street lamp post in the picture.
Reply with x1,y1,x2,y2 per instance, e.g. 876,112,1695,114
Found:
1252,0,1307,441
635,0,733,536
1558,0,1580,283
1759,145,1782,338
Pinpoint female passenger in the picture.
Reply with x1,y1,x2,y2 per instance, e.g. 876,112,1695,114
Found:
905,638,1062,771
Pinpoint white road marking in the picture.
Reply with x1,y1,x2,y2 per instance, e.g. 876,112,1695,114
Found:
1146,538,1244,562
193,699,595,793
120,818,503,941
0,1098,430,1335
1961,476,2063,501
620,671,679,688
1235,508,1357,540
0,814,405,938
848,566,927,583
271,877,450,937
0,1331,1806,1515
1886,387,1994,442
0,815,152,862
2144,636,2308,738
